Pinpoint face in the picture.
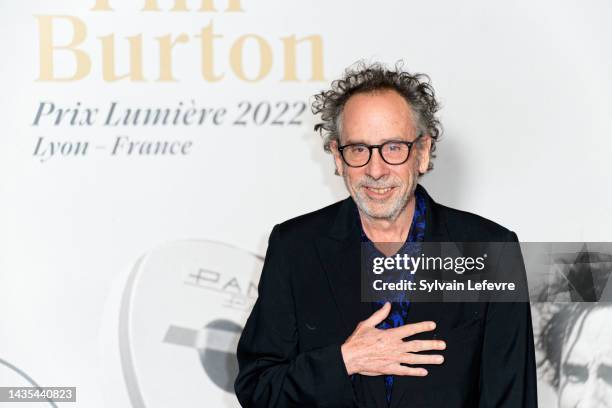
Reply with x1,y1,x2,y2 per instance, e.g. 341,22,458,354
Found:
558,308,612,408
330,90,430,221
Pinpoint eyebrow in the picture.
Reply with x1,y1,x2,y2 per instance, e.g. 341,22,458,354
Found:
562,362,588,381
563,362,587,370
342,136,412,145
598,364,612,382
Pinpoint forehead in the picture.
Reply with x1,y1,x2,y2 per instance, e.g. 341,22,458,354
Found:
563,307,612,364
340,89,415,144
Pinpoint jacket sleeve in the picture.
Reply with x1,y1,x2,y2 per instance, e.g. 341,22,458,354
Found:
234,225,357,407
478,231,538,407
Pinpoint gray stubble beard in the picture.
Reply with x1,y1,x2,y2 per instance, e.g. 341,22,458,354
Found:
343,171,418,222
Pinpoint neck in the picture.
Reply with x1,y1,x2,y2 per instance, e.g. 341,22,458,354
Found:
359,195,416,243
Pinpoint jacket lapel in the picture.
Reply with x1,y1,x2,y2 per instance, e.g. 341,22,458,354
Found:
315,197,388,408
315,197,370,334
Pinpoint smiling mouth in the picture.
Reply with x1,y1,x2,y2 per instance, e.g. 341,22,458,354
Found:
367,187,392,194
363,186,396,198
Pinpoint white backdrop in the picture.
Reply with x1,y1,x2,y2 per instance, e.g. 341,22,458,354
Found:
1,0,611,407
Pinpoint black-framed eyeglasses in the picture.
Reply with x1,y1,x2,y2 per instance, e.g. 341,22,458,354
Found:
337,134,422,167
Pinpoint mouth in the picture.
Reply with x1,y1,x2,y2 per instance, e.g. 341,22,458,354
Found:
363,186,396,200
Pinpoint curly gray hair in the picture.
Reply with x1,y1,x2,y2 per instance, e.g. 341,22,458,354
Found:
311,60,442,171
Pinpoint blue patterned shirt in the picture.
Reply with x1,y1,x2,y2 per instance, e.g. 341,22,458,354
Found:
358,188,427,405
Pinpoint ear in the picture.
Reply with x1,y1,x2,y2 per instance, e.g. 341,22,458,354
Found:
417,134,432,174
330,140,344,176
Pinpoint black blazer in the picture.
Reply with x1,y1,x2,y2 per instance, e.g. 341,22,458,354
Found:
235,185,537,407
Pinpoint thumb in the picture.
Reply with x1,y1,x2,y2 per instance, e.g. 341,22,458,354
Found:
363,301,391,327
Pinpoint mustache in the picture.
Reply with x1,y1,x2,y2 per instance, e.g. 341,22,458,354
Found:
356,178,399,189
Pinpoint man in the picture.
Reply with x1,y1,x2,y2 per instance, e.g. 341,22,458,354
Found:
537,248,612,407
540,304,612,407
235,62,537,407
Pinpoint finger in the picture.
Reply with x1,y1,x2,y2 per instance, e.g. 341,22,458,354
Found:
399,353,444,365
362,301,391,327
387,364,428,377
403,339,447,353
388,320,436,338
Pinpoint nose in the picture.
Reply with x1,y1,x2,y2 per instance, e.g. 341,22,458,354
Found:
365,147,390,179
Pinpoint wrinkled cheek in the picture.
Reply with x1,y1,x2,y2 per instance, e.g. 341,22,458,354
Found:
342,173,361,193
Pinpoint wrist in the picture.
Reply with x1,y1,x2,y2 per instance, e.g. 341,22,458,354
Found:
341,343,357,376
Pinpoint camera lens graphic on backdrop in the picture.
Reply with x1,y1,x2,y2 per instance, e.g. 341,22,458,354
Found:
119,241,262,408
0,359,58,407
163,319,243,392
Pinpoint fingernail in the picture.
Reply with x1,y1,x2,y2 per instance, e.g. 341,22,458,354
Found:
436,356,444,363
440,341,446,349
420,369,428,376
